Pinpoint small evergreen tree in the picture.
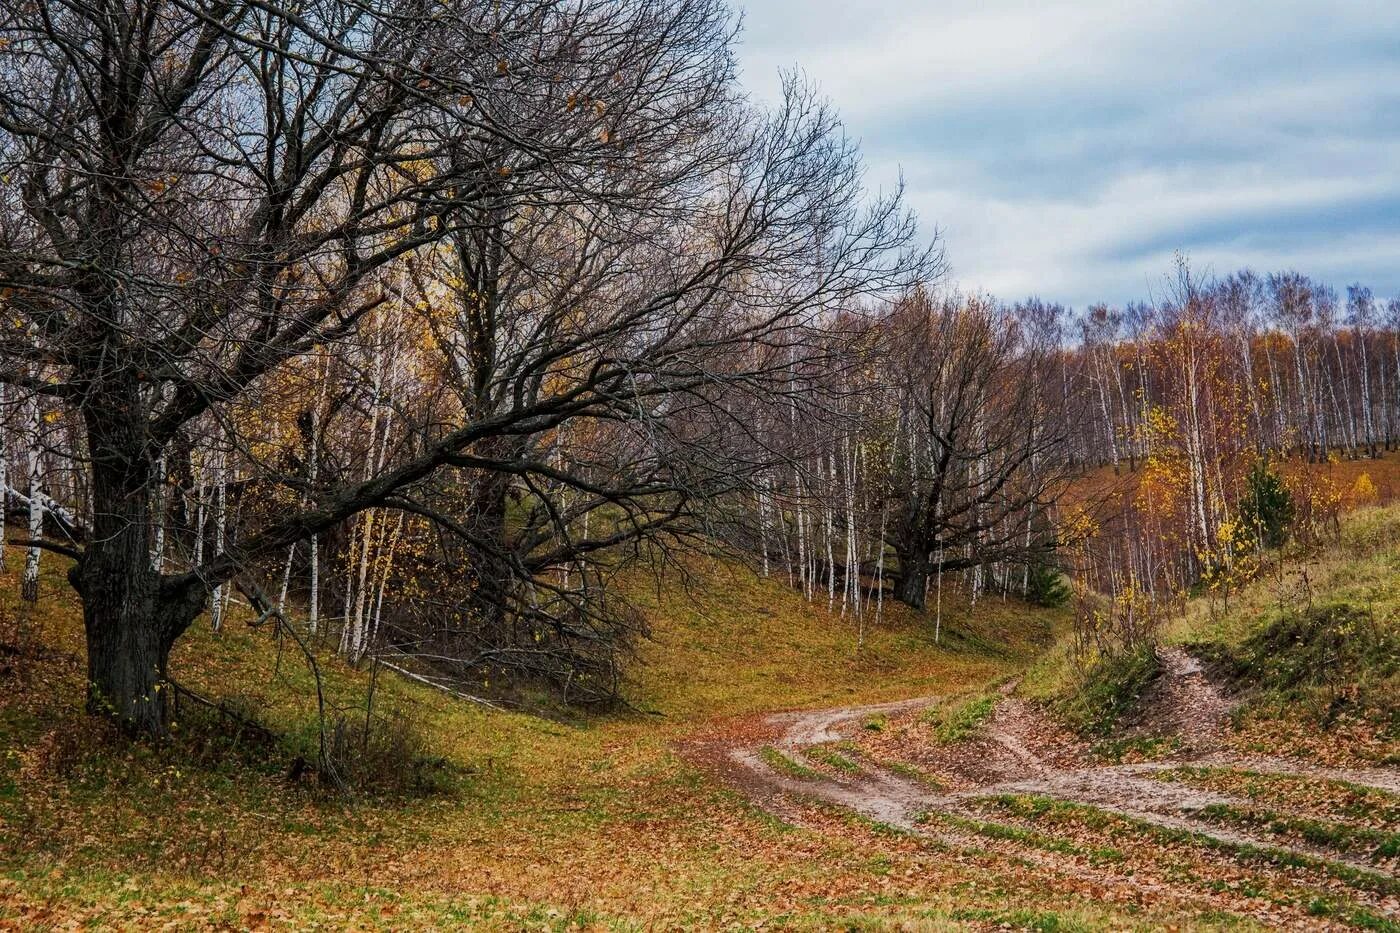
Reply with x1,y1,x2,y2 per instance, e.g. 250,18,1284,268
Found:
1240,458,1294,549
1026,557,1071,608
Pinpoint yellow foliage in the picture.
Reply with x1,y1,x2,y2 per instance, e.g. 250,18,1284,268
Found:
1349,472,1379,507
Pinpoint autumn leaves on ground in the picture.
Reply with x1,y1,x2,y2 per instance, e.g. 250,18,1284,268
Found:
0,505,1395,929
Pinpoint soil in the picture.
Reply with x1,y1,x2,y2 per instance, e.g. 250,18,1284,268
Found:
684,645,1400,926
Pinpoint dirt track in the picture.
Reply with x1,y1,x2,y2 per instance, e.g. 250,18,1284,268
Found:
692,646,1400,922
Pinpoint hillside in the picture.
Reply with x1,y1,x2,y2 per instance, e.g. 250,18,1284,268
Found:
1,554,1065,928
2,511,1397,929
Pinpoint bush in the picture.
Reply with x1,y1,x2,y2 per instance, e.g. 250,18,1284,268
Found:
1024,514,1071,608
1239,458,1295,550
283,703,453,799
1026,561,1071,608
1059,644,1161,737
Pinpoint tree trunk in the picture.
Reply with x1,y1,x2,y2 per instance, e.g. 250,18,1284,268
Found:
80,558,167,733
466,462,515,627
22,392,43,602
75,391,202,737
893,547,929,609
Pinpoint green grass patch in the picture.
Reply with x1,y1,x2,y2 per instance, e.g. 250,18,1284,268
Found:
947,906,1098,932
758,746,822,779
1056,644,1161,737
922,810,1125,865
987,794,1400,899
1092,734,1180,763
1192,802,1400,862
1189,601,1399,730
1303,894,1400,933
805,744,861,774
882,760,947,790
921,694,997,743
1155,765,1400,826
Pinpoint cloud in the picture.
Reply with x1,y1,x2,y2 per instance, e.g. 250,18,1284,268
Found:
735,0,1400,307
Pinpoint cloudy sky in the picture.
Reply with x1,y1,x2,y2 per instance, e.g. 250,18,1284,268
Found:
735,0,1400,308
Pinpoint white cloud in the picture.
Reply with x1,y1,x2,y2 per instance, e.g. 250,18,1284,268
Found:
736,0,1400,305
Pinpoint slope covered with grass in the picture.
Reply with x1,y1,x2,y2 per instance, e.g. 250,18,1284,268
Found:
1023,502,1400,768
5,516,1398,929
1174,504,1400,766
0,553,1097,928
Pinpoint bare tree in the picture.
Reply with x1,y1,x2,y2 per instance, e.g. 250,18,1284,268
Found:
880,293,1069,610
0,0,927,735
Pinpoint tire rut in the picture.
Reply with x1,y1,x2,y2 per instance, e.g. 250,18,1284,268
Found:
696,648,1400,918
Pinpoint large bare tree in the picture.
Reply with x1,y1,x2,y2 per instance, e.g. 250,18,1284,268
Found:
881,293,1069,609
0,0,928,735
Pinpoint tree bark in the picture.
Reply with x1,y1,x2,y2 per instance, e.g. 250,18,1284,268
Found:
893,547,929,610
74,389,202,737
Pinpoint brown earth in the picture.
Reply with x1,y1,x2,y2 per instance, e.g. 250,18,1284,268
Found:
685,646,1400,929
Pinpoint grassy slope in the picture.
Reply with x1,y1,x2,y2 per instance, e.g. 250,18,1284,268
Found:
1022,503,1400,766
1,552,1122,929
1168,503,1400,765
3,502,1395,929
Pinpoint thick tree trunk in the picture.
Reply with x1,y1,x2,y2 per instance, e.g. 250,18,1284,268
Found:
80,559,167,732
75,389,202,737
467,465,515,627
893,547,929,610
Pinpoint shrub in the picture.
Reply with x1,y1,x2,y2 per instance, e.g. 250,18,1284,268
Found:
1026,560,1071,608
1024,513,1071,608
291,706,454,798
1059,644,1161,737
1239,458,1295,550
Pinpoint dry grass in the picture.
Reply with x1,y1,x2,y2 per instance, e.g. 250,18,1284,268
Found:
1066,447,1400,511
0,550,1136,929
5,524,1394,928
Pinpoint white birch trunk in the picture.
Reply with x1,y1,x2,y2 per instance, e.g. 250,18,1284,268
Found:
1357,325,1374,452
22,393,43,602
278,543,297,611
151,454,167,571
0,384,7,570
308,364,325,634
210,456,227,631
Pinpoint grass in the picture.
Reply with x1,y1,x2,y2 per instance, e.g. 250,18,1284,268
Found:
881,760,947,790
1054,643,1161,738
5,507,1397,927
1191,802,1400,862
758,745,821,779
0,549,1090,928
977,792,1400,929
920,693,997,742
986,794,1400,899
1021,503,1400,763
1170,504,1400,762
1154,765,1400,825
804,744,861,774
1092,734,1181,763
918,809,1126,865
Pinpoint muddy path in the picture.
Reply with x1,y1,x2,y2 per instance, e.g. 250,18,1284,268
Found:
688,647,1400,925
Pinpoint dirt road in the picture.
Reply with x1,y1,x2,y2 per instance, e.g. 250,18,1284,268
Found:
691,647,1400,928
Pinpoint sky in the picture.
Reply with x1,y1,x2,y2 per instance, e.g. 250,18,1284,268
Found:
734,0,1400,309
